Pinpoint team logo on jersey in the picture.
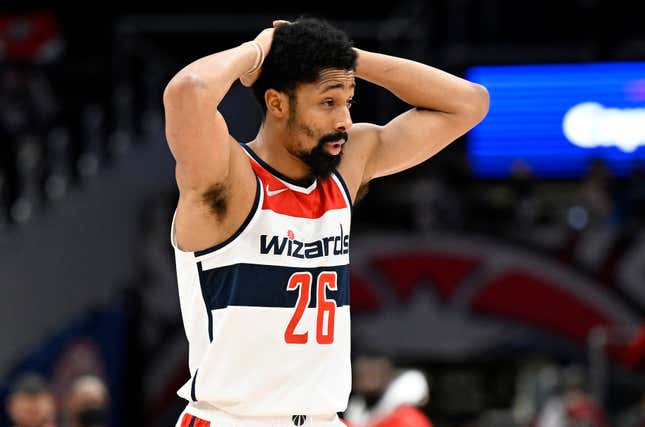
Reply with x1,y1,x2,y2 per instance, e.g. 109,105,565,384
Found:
260,224,349,258
292,415,307,426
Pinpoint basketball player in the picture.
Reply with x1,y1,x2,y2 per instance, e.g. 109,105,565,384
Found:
163,18,488,427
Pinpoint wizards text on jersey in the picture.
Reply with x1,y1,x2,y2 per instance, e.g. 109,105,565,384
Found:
260,224,349,258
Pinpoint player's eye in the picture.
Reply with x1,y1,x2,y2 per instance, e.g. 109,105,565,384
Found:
347,99,355,108
322,99,334,107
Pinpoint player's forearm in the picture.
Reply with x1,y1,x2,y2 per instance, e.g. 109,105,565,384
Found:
164,43,258,106
354,48,488,116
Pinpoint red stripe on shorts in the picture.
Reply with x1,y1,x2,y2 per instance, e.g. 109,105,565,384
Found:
181,414,211,427
194,416,211,427
180,414,193,427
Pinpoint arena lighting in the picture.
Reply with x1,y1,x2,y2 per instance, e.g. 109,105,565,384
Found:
466,62,645,178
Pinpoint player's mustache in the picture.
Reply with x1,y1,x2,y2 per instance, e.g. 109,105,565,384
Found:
319,132,348,145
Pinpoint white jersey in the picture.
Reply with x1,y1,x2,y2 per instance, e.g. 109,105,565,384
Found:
171,143,353,418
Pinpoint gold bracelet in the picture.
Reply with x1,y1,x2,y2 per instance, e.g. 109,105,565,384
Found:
243,40,265,75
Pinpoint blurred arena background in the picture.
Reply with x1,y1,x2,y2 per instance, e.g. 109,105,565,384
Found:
1,2,645,427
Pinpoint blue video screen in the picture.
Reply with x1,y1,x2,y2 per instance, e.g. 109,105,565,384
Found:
466,62,645,178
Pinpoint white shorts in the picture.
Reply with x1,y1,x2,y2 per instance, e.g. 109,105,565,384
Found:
175,402,346,427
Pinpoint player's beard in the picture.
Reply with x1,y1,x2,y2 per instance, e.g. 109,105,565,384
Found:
287,102,347,179
297,131,347,179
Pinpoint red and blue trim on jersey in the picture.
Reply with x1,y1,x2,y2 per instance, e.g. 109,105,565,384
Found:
241,143,352,216
197,263,350,311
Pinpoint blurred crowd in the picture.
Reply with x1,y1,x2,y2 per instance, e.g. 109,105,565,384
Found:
354,153,645,284
0,64,65,227
8,358,645,427
342,356,645,427
358,154,645,237
0,10,98,229
0,11,164,231
6,373,109,427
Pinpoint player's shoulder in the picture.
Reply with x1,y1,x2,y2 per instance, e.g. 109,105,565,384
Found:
338,122,380,175
342,122,381,164
335,122,382,202
347,122,381,143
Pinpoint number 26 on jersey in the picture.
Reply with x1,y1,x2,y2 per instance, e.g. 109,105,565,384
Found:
285,271,337,344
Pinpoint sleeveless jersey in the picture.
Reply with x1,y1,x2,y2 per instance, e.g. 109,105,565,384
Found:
171,143,353,417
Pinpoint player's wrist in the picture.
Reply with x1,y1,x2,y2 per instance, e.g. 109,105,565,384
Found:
241,40,265,75
352,47,369,79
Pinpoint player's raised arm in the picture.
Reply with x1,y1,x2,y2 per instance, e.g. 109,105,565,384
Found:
350,48,489,182
162,25,277,193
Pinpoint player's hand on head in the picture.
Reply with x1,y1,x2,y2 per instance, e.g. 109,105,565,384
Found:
240,20,290,87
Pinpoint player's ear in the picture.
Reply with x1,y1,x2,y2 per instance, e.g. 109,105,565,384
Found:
265,89,289,118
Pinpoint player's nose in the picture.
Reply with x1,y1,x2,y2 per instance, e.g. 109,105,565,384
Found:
335,106,353,132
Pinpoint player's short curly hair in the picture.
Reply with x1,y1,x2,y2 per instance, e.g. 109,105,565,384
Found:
252,18,357,117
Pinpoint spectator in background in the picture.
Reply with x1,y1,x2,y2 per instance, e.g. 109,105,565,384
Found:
509,159,541,228
535,365,610,427
344,354,433,427
6,373,57,427
577,159,615,228
62,375,108,427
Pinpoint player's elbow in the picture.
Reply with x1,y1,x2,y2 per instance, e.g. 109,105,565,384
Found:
466,83,490,124
163,73,207,106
